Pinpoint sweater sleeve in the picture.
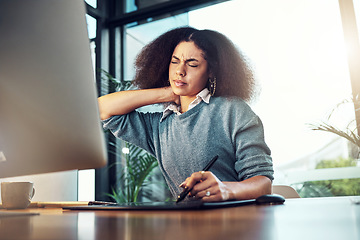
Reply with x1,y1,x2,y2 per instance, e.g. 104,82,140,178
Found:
101,111,161,157
234,115,274,181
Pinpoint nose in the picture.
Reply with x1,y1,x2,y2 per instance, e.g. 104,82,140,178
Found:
176,63,186,77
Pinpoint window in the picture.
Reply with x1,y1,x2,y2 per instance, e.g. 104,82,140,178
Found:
94,0,360,200
187,0,358,196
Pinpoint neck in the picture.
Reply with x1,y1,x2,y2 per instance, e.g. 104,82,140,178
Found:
179,95,196,113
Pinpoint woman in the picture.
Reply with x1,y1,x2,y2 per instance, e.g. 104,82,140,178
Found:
98,27,274,202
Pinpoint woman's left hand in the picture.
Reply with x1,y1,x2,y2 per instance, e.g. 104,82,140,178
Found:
179,171,234,202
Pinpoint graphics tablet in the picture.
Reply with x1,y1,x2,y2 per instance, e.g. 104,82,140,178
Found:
63,195,285,211
63,199,256,211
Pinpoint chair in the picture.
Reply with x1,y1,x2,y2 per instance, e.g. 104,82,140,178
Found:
272,185,300,198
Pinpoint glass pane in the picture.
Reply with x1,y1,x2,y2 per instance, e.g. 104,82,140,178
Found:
125,0,171,13
85,0,97,8
86,14,97,39
189,0,355,196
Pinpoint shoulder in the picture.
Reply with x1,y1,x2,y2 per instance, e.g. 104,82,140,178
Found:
210,96,255,115
211,96,248,105
209,96,262,129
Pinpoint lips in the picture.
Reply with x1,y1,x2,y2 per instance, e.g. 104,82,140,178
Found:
173,80,186,87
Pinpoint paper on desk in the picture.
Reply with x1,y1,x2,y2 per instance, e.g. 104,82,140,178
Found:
35,201,90,208
0,201,89,209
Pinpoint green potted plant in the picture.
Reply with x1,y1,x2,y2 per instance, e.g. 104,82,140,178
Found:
108,142,161,203
297,95,360,197
308,95,360,156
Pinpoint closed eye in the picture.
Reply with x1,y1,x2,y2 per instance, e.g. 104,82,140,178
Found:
187,62,198,67
171,56,199,67
186,58,199,67
171,56,180,65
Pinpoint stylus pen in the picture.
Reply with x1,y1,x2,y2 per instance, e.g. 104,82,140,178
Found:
176,155,219,203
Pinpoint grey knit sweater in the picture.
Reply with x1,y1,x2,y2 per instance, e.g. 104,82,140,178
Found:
102,96,274,198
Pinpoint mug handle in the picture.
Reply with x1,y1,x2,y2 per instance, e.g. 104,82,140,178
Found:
30,187,35,199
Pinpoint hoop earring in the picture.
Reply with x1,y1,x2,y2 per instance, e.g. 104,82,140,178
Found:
208,77,217,96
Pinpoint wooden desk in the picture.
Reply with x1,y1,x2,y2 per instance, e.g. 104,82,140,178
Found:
0,197,359,240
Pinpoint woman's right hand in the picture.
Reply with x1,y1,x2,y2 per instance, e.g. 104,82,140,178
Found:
164,86,180,105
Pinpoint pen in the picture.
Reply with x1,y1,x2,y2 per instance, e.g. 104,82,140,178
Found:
176,155,219,203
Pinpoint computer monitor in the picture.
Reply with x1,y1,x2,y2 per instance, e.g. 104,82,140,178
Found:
0,0,108,178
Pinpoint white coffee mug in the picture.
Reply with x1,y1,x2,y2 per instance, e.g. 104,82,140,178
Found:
1,182,35,209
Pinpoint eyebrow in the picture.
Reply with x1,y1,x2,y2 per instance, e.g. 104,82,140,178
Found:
172,55,200,63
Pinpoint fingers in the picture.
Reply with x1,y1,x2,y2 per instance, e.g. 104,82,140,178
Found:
179,172,201,188
179,171,231,202
197,188,215,199
197,187,230,202
180,171,208,190
178,171,208,199
179,171,216,199
164,86,180,104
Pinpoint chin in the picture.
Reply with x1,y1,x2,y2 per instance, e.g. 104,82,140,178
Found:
171,87,186,96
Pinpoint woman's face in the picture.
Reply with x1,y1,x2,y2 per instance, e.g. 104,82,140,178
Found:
169,41,210,99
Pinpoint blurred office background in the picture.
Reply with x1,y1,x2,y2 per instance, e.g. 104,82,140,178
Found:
2,0,359,202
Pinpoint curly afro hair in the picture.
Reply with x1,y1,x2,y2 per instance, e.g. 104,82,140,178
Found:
132,27,256,101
